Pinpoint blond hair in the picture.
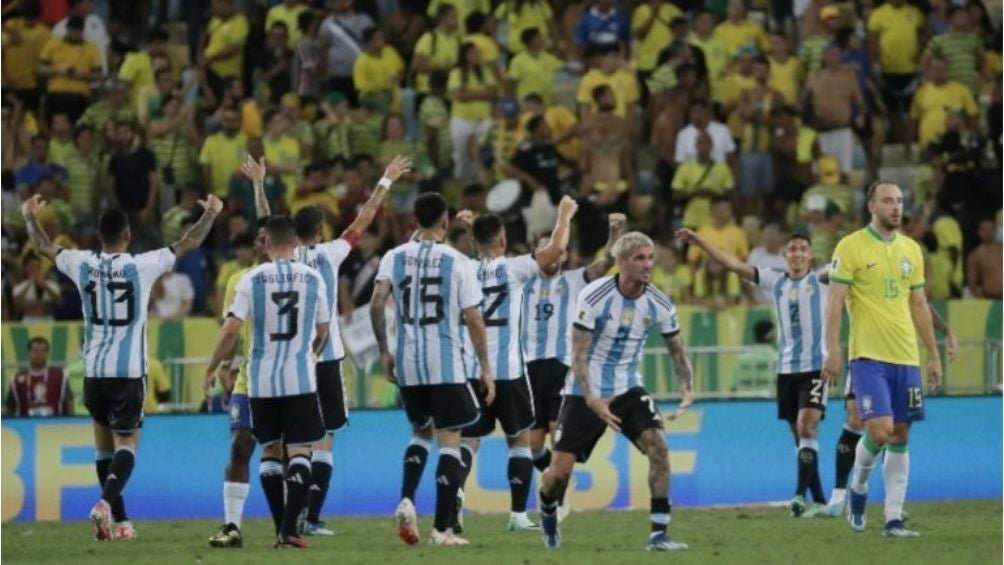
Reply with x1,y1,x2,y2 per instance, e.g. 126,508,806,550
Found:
610,231,654,261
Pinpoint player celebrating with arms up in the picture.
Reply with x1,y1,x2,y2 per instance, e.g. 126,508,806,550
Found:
538,232,694,552
822,181,942,538
22,192,222,541
676,228,830,516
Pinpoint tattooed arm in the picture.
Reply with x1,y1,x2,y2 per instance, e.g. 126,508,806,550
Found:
664,332,694,420
370,280,395,382
21,195,61,260
573,326,622,430
240,155,271,218
171,194,224,256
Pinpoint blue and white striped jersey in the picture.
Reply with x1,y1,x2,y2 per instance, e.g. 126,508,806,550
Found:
295,239,353,362
755,267,828,374
521,267,589,366
474,254,540,381
376,241,483,387
567,276,681,398
55,248,176,379
229,259,330,398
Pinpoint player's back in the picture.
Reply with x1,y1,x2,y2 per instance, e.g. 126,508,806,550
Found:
295,239,353,362
376,240,482,387
55,248,176,379
233,259,330,398
521,267,590,366
475,254,540,380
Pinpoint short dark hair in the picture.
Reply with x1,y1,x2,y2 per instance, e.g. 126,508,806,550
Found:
149,27,170,43
362,25,380,44
472,214,504,246
232,233,255,249
67,15,85,30
465,10,486,33
592,84,613,104
98,209,130,244
447,225,470,246
264,215,297,246
522,92,543,105
520,27,541,47
865,180,899,202
670,16,688,28
297,10,315,32
255,214,273,232
294,205,324,240
429,71,449,91
73,124,93,139
710,195,732,206
413,193,448,228
28,336,49,350
526,115,546,135
787,232,812,246
462,183,485,197
114,118,136,131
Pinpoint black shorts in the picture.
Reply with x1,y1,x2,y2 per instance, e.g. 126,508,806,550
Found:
881,73,919,114
249,393,325,447
776,371,828,423
554,387,663,463
527,359,568,430
400,382,480,431
463,377,536,438
84,378,146,434
316,359,348,431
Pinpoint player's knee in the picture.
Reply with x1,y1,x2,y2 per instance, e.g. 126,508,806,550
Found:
261,443,283,460
796,419,818,439
868,425,894,445
231,432,255,462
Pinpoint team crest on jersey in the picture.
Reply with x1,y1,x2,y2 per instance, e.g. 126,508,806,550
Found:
620,310,635,325
861,395,873,414
643,315,652,326
541,288,550,299
900,258,912,279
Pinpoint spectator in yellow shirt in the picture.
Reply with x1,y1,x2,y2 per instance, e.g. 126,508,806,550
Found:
672,130,736,229
448,42,497,181
576,43,640,119
262,109,303,196
411,5,461,96
199,106,246,198
463,11,501,71
2,2,52,113
519,93,580,164
687,197,749,264
714,0,769,56
266,0,307,47
767,32,802,106
427,0,490,34
690,9,730,104
200,0,249,100
118,28,169,109
493,0,559,54
38,17,102,124
867,0,924,144
910,57,980,147
632,0,684,78
507,28,566,105
353,27,405,115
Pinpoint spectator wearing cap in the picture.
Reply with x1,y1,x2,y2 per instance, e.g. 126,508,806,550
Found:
910,56,979,149
867,0,925,148
493,0,558,55
52,0,109,75
4,337,73,417
2,1,52,114
576,43,640,119
689,9,730,106
118,28,169,109
802,42,863,176
507,28,566,106
38,15,102,125
266,0,308,48
199,105,246,198
318,0,374,106
411,5,461,103
714,0,770,57
771,105,820,213
352,26,405,115
449,42,498,181
199,0,250,102
672,129,736,230
799,4,843,76
573,0,630,56
480,97,523,184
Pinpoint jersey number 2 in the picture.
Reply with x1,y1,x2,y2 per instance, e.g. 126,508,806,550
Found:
83,281,135,326
270,291,299,341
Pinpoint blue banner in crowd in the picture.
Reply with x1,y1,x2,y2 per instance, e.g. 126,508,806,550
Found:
3,397,1001,522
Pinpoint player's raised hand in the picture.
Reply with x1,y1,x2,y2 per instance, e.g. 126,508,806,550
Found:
927,355,943,393
240,154,267,183
586,395,622,432
666,389,694,421
454,209,475,225
381,351,397,384
384,155,413,182
21,194,46,218
608,213,626,237
198,194,224,214
673,228,697,243
946,332,959,363
557,195,579,219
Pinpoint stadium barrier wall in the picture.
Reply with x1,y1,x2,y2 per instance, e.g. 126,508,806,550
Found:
2,300,1001,405
3,396,1000,523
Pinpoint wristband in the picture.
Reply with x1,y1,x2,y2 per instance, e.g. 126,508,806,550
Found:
378,176,392,189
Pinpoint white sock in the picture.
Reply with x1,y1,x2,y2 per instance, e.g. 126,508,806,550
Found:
883,444,910,523
850,436,882,495
223,481,250,528
828,488,846,505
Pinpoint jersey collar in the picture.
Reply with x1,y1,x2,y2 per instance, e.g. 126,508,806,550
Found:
865,225,897,243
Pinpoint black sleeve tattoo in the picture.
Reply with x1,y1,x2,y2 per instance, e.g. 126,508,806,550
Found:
24,213,60,259
172,208,219,256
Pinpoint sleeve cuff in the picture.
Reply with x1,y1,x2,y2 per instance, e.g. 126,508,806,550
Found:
752,267,760,285
573,322,593,333
910,282,926,290
829,275,853,285
662,329,681,339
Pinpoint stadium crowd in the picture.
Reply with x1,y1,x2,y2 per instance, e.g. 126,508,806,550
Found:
2,0,1002,325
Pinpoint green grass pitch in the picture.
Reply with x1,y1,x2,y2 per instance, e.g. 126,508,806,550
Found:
2,500,1000,564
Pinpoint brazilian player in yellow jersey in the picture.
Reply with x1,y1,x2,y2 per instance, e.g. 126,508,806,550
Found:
822,181,942,538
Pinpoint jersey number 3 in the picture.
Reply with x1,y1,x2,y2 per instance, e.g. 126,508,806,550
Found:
270,291,299,341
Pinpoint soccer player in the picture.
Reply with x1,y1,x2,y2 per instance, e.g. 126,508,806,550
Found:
538,232,694,551
290,155,411,535
21,192,222,541
822,181,942,538
457,196,579,532
370,193,493,547
521,214,625,496
204,216,331,549
676,228,830,517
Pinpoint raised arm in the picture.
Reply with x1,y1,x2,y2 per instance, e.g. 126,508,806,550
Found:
664,332,695,420
203,316,242,398
240,155,271,218
821,282,848,386
343,156,412,237
535,195,579,271
929,302,957,362
370,280,395,382
20,195,62,260
171,194,224,256
584,213,626,281
674,227,756,281
463,305,496,406
910,288,942,390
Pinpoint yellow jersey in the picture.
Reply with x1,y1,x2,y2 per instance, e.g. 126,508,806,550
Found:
2,18,52,90
448,67,496,121
265,2,307,47
830,226,926,366
353,46,405,96
632,2,683,72
427,0,491,34
40,38,101,96
412,30,461,93
223,267,253,395
768,55,802,105
507,50,564,104
199,132,247,197
576,69,639,118
713,19,769,57
689,33,730,102
866,3,924,74
671,160,736,228
463,33,500,66
264,133,302,194
493,0,554,53
205,14,249,78
910,80,979,146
